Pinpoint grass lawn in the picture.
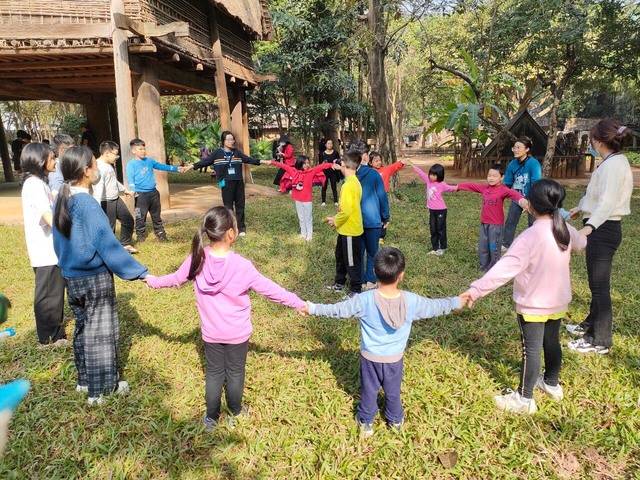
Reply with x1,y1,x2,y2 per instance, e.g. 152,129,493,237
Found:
1,165,639,479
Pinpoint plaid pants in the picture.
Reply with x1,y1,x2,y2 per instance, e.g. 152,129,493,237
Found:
66,271,120,398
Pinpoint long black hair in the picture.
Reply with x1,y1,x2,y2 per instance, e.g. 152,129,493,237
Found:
428,163,445,182
188,206,237,280
527,179,570,251
53,146,94,239
294,155,309,170
20,143,52,183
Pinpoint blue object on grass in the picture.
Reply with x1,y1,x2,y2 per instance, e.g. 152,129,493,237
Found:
0,380,30,413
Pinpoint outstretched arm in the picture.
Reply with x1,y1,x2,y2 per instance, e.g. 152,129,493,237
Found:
307,295,364,319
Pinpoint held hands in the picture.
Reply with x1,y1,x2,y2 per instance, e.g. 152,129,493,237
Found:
518,198,529,211
178,165,194,173
298,302,310,316
326,216,335,228
142,274,157,287
569,207,581,220
331,163,342,170
458,291,474,309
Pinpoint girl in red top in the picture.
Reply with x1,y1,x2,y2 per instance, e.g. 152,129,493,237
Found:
271,155,339,241
273,135,295,191
369,151,407,192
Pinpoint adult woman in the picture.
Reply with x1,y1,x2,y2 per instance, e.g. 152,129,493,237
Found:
20,143,67,346
566,119,633,354
53,146,148,404
273,135,294,190
502,137,541,250
193,131,267,236
319,138,341,206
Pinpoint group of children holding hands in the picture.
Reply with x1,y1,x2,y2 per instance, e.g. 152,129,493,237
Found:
19,132,590,437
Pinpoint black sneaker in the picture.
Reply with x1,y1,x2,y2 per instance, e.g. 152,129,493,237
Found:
355,415,374,436
326,284,345,292
157,235,169,242
203,415,217,432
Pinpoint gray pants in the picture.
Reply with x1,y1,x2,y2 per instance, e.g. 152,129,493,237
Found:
295,201,313,239
478,223,503,272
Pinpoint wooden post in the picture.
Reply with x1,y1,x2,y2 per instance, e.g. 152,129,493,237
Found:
0,113,14,182
85,95,113,146
111,0,136,172
207,4,231,130
134,57,171,210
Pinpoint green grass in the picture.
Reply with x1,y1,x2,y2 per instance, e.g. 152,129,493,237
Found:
1,168,640,479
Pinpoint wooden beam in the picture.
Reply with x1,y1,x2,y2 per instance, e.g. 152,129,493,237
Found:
207,4,231,131
113,12,189,38
0,68,113,79
0,24,111,40
171,53,180,62
19,77,116,86
0,80,92,103
111,0,137,170
0,106,14,182
0,58,113,72
127,44,157,54
130,56,215,96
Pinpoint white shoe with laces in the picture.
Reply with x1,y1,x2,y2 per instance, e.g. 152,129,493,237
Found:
535,376,564,401
565,324,586,336
567,338,609,354
87,381,129,406
494,390,537,414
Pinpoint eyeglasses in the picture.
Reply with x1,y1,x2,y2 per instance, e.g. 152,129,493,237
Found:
511,147,524,151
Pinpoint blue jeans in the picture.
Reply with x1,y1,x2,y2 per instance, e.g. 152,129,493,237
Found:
358,356,404,424
361,228,382,284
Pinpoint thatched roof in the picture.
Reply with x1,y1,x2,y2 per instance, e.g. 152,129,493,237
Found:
212,0,272,40
482,110,548,158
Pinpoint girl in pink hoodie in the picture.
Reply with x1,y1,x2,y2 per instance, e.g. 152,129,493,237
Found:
461,179,586,415
145,206,305,429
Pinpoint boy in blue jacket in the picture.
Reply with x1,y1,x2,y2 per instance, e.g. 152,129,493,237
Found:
302,247,463,435
352,141,390,290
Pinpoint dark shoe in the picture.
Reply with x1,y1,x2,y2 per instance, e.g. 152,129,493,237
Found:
203,415,217,432
355,415,374,436
157,236,169,242
326,283,345,292
227,406,249,429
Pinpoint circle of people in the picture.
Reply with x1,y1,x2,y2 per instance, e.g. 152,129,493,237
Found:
14,118,634,436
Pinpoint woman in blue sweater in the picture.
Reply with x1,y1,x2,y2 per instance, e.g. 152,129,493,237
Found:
53,146,148,405
502,137,541,250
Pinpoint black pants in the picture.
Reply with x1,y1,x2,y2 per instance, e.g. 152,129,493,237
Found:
221,180,246,232
580,220,622,347
503,201,535,248
322,170,340,204
101,197,134,246
335,234,362,293
204,340,249,421
33,265,66,344
429,208,447,250
273,168,286,186
517,315,562,399
134,189,166,240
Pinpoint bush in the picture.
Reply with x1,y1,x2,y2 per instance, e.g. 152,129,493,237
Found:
625,151,640,166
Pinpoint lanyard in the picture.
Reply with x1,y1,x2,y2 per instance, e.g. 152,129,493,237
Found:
223,149,234,165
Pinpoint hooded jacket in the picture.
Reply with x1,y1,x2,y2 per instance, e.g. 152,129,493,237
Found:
145,249,304,344
355,165,390,228
309,290,460,362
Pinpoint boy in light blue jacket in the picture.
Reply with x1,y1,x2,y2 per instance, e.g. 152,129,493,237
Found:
302,247,463,435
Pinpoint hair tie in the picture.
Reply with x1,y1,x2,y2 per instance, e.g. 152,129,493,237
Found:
616,126,627,135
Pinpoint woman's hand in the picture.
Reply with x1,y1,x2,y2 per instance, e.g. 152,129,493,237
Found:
569,207,581,220
578,225,594,236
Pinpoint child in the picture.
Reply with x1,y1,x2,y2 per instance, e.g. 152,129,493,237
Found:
412,163,457,255
144,206,305,429
326,151,364,297
369,152,406,193
458,163,528,271
53,146,149,405
303,247,462,435
460,179,586,414
93,141,137,254
126,138,191,242
271,155,340,240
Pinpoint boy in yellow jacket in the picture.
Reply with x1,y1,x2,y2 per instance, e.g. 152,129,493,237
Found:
326,150,364,297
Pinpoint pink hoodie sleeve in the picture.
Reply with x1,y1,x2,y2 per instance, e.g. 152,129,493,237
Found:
413,166,430,183
467,239,531,301
146,255,192,288
246,263,305,309
568,224,587,252
441,181,458,193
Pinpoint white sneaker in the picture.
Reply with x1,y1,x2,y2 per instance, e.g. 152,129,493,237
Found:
435,249,445,256
427,250,438,255
238,232,246,237
76,385,88,394
321,202,326,207
494,390,537,414
87,396,104,406
334,202,339,207
565,324,586,336
535,376,564,401
87,381,129,406
567,338,609,354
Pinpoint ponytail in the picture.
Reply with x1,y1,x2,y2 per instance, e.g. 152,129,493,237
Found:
528,179,570,251
187,227,208,280
54,182,73,238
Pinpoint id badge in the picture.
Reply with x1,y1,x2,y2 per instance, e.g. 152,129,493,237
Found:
227,167,236,175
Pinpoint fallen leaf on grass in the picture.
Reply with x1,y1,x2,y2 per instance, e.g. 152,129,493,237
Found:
438,451,458,468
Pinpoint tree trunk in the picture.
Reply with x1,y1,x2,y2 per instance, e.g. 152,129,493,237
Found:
367,0,397,165
542,95,562,177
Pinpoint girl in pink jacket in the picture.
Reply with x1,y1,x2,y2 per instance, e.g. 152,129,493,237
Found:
461,179,586,415
145,206,305,429
412,163,457,255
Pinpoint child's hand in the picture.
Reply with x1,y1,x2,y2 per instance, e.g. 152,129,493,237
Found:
382,222,389,229
178,165,192,173
142,275,156,286
326,216,335,227
569,207,581,220
298,302,310,316
459,292,474,309
331,163,342,170
518,198,529,211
